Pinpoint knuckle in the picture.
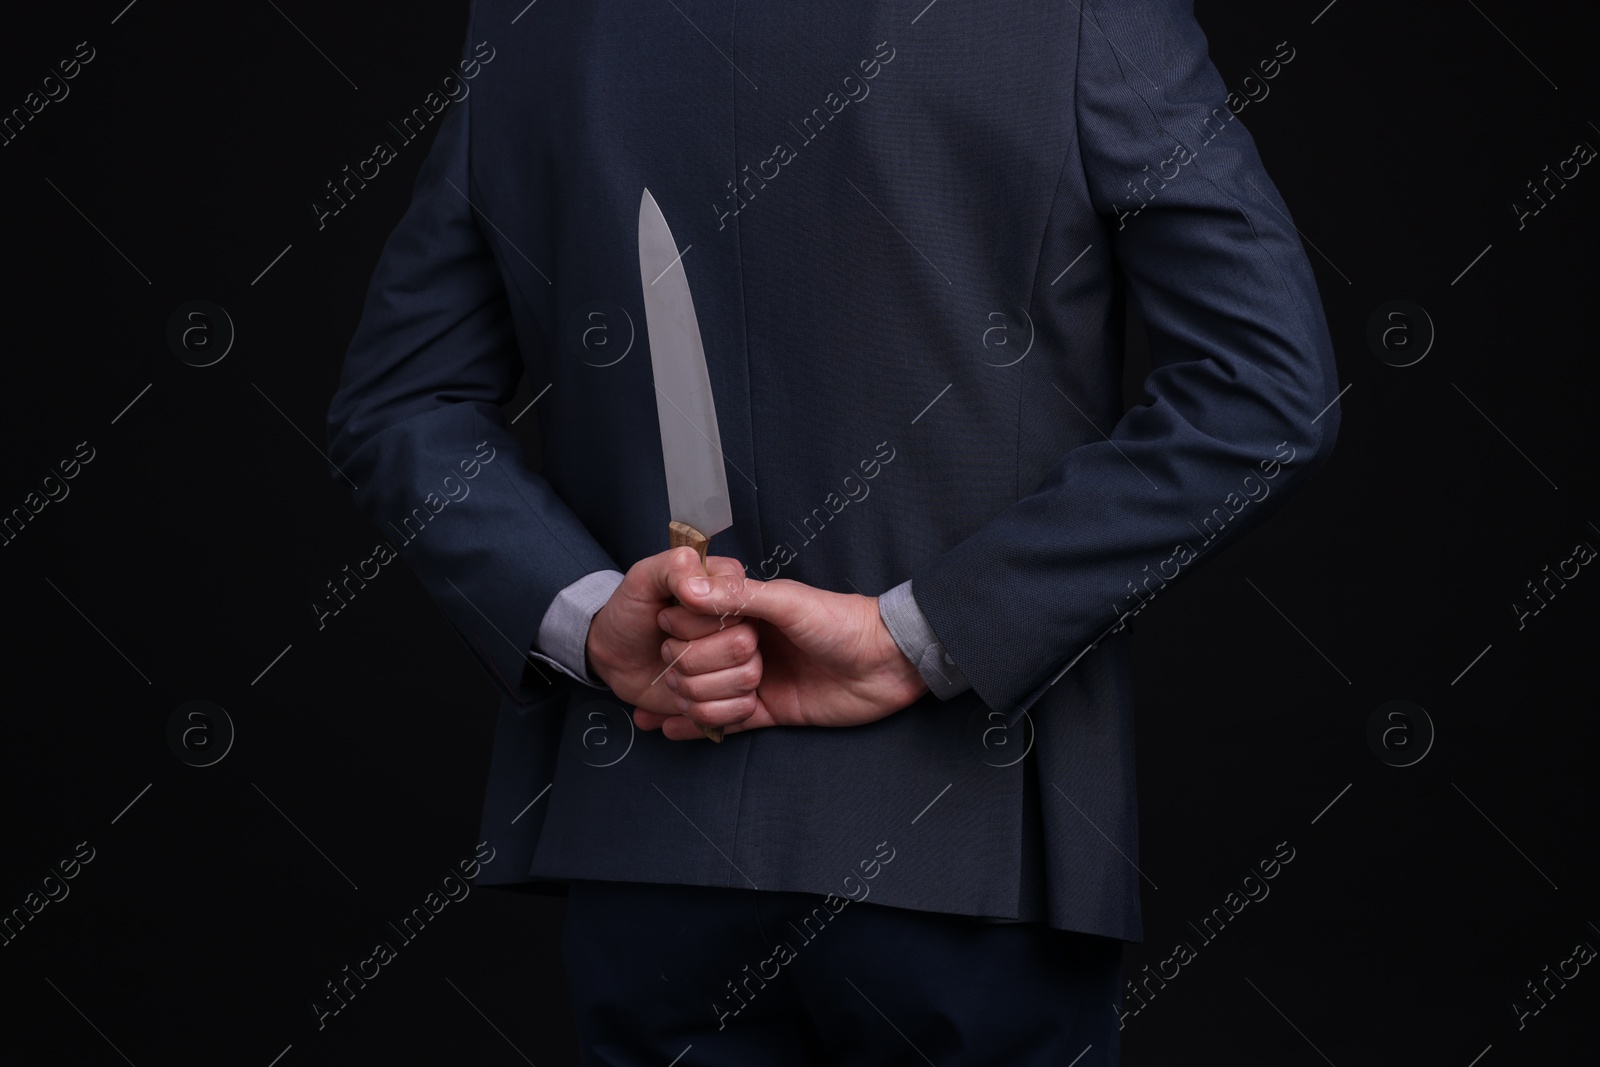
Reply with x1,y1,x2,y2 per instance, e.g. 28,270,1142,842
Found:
729,627,758,659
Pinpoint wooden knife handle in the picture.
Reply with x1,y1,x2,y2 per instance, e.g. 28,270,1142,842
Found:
668,521,723,743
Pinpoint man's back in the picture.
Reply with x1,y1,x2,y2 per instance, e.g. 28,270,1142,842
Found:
326,0,1339,948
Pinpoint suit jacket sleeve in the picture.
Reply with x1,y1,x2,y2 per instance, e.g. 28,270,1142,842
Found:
908,0,1342,718
325,20,621,705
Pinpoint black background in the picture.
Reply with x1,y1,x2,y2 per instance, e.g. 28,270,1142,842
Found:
2,1,1596,1064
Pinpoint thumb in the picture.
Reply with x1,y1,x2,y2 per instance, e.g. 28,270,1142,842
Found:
626,546,706,608
674,571,813,630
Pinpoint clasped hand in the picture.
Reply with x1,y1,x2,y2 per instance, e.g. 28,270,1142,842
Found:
583,548,929,741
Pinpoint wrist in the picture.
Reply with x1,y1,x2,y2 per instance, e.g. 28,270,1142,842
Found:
584,615,608,687
870,597,929,705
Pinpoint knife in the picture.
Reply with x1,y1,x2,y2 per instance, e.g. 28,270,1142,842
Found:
638,188,735,743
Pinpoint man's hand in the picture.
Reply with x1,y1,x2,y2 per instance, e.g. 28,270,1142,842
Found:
586,548,765,731
633,573,929,741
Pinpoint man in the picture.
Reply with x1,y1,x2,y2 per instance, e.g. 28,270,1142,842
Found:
326,0,1340,1062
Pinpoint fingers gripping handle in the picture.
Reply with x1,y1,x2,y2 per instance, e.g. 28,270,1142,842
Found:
667,521,723,743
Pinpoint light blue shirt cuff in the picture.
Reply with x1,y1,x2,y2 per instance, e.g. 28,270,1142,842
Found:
533,569,625,688
877,579,971,700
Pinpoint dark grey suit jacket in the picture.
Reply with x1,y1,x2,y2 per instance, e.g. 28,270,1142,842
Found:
325,0,1340,943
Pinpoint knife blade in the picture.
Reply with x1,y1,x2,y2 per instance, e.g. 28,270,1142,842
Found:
638,187,735,742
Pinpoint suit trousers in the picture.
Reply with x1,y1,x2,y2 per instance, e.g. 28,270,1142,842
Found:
560,878,1125,1066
